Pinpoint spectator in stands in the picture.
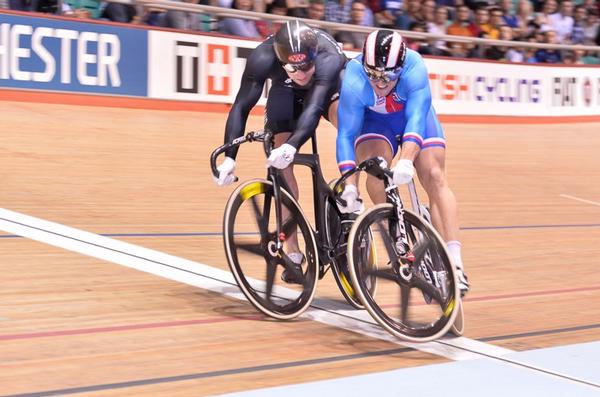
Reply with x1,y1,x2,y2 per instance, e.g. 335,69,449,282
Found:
548,0,574,42
530,0,545,13
488,6,505,39
162,0,215,31
536,0,557,32
447,40,469,58
524,47,538,63
471,5,499,39
581,0,598,14
256,0,288,37
427,5,450,53
485,24,514,60
421,0,436,24
307,0,326,20
288,0,310,17
364,0,381,22
102,1,137,23
8,0,29,11
566,48,585,64
335,1,369,49
9,0,60,13
396,0,423,31
447,5,474,37
515,0,536,39
408,20,449,56
325,0,372,25
446,4,475,57
581,49,600,64
436,0,457,7
571,5,587,44
583,8,599,45
506,41,527,63
325,0,352,23
219,0,261,38
535,29,562,63
500,0,519,28
374,0,403,28
406,20,427,52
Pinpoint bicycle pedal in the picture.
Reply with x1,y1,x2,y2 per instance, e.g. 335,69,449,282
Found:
281,264,304,284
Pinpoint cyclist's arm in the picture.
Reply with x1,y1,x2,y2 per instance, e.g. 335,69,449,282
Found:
336,74,365,175
285,53,344,149
223,47,272,159
399,65,432,162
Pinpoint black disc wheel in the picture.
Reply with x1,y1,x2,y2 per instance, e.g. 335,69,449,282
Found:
223,179,318,319
348,204,459,342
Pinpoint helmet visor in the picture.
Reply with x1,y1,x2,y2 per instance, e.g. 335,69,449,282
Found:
364,66,402,83
282,61,315,73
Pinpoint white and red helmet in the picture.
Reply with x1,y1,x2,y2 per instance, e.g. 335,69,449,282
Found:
362,29,407,81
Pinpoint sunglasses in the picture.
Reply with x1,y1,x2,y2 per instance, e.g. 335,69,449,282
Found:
282,62,314,73
364,66,402,83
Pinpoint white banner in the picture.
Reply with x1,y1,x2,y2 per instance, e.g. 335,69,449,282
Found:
148,31,268,104
148,30,600,117
424,58,600,116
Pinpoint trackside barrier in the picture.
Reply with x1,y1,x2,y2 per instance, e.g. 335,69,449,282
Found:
2,11,600,118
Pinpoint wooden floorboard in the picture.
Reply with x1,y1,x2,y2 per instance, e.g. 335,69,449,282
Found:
1,101,599,396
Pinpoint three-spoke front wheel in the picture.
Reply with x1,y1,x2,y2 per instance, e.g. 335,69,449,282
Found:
223,179,318,319
348,204,459,342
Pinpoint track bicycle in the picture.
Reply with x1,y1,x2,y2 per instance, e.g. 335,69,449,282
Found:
336,156,463,342
210,130,376,319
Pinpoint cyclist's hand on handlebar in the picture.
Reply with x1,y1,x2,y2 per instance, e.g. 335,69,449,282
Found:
266,143,297,169
338,184,364,214
392,159,415,185
213,156,237,186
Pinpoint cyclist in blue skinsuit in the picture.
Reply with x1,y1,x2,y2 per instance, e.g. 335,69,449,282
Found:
336,29,469,295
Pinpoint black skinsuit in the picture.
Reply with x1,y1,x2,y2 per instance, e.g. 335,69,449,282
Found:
223,29,347,159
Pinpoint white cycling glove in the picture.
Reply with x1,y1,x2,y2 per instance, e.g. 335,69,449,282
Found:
392,159,415,185
266,144,297,169
338,184,364,214
214,156,237,186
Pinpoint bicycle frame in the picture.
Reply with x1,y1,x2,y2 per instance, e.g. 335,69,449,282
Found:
334,157,411,255
271,136,343,275
211,130,343,276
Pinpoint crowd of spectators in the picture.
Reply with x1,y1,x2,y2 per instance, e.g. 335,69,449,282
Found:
4,0,600,64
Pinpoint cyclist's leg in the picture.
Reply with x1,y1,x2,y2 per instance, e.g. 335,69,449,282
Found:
414,146,457,242
355,139,393,204
273,132,300,257
353,114,399,204
265,85,303,267
326,95,339,129
413,110,468,294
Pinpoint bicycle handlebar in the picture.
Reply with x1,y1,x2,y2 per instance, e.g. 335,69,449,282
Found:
209,130,269,179
332,156,393,194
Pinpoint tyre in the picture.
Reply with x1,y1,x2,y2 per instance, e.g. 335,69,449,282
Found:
449,298,465,336
223,179,318,319
325,180,377,309
348,204,459,342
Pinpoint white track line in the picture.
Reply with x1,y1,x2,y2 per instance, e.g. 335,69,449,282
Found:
560,194,600,206
0,207,511,362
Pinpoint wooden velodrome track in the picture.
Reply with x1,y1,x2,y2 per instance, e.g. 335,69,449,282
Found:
1,99,599,396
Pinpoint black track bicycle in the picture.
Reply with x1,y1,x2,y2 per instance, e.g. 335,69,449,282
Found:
210,130,376,320
339,156,463,342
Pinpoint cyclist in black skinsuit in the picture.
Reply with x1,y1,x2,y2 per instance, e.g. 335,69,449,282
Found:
213,20,347,282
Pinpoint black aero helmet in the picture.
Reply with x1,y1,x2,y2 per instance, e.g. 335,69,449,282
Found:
362,29,407,82
274,20,318,71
